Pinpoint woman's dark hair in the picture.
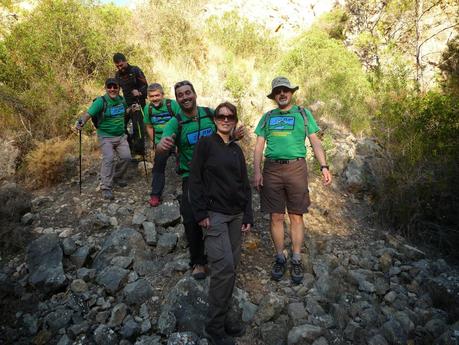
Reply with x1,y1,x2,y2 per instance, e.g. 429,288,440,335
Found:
214,101,238,123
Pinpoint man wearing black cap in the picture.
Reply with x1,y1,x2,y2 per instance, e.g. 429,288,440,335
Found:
113,53,148,158
253,76,332,284
75,78,137,200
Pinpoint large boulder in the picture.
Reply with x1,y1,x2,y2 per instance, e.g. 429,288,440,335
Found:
26,234,67,292
0,183,32,222
145,200,181,227
92,228,152,271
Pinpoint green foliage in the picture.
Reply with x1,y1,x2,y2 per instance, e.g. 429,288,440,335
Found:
206,10,279,63
312,8,348,40
135,0,207,68
279,29,373,133
439,34,459,97
375,91,459,254
0,0,135,141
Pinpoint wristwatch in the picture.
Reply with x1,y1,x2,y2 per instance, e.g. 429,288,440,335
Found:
320,165,329,171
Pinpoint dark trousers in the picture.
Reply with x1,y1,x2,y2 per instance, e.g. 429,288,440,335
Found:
126,110,145,156
204,211,243,333
150,149,174,197
181,178,206,266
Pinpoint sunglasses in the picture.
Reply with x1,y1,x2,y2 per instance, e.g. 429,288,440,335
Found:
215,114,236,122
273,87,292,95
106,84,119,90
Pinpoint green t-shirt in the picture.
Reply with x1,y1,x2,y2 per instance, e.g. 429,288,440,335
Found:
143,99,181,144
161,106,215,178
87,95,127,137
254,105,320,160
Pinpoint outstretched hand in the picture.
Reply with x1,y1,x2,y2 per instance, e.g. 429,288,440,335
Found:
158,133,176,152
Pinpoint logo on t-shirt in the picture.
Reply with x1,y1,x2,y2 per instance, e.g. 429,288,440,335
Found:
269,116,295,131
151,111,172,125
109,104,125,117
186,127,213,145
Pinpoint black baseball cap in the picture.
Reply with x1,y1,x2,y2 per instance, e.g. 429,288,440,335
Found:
105,78,119,87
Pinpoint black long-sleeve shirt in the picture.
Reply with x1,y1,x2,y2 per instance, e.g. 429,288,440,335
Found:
189,133,253,225
115,64,148,106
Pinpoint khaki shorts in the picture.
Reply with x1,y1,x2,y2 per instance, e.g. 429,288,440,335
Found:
261,158,310,214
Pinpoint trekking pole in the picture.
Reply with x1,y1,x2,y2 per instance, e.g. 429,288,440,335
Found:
136,105,148,182
79,128,82,194
139,105,153,162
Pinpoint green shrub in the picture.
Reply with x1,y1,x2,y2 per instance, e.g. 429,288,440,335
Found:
206,10,279,63
0,0,136,142
279,28,373,133
374,91,459,255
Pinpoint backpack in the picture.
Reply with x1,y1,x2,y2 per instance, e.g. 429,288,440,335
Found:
148,99,175,120
174,107,213,175
91,96,108,129
261,106,310,137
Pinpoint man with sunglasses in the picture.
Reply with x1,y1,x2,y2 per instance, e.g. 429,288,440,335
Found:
75,78,136,200
254,76,332,284
113,53,148,159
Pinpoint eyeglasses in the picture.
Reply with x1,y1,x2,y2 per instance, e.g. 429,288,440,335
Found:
273,87,291,95
106,85,119,90
215,114,236,122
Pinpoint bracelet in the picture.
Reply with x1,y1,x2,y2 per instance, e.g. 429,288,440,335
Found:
320,165,329,171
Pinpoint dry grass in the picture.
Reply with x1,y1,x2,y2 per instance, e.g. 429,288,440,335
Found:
23,134,98,189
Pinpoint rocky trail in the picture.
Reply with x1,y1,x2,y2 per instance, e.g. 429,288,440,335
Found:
1,135,459,345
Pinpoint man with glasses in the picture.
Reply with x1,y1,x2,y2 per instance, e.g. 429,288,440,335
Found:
113,53,148,159
157,80,215,280
253,76,332,284
75,78,138,200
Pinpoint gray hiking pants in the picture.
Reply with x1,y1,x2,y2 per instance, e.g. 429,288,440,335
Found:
98,135,131,191
204,211,243,333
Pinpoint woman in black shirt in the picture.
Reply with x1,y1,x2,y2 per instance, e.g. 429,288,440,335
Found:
189,102,252,345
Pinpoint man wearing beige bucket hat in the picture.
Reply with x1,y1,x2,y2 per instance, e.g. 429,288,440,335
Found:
254,76,332,284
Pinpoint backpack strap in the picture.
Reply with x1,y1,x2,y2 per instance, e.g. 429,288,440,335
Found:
260,110,274,129
91,96,107,128
298,106,309,137
166,99,175,116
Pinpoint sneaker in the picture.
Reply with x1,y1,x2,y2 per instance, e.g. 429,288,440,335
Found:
271,255,286,281
203,328,235,345
191,264,206,280
148,195,161,207
224,321,246,337
290,259,304,284
102,190,114,200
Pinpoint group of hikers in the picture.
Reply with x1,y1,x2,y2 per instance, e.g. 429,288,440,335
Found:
75,53,332,345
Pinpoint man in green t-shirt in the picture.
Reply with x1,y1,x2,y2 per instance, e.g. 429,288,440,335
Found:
254,76,332,284
143,83,181,207
75,78,138,200
157,80,216,280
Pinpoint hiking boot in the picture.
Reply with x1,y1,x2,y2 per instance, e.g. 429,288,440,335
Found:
148,195,161,207
102,190,114,200
203,328,235,345
271,255,286,281
224,321,246,337
191,264,206,280
290,259,304,284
